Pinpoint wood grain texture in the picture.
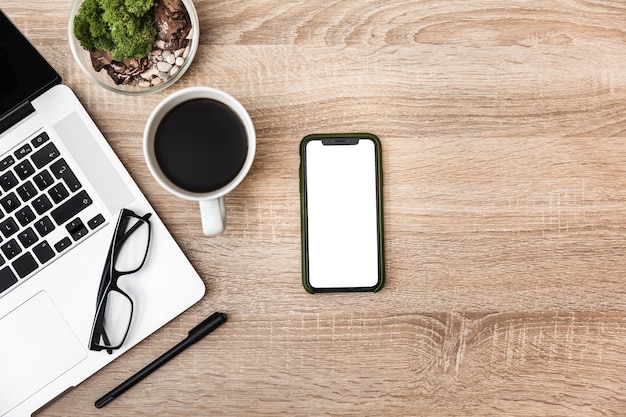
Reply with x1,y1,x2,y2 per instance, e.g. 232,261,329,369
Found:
3,0,626,415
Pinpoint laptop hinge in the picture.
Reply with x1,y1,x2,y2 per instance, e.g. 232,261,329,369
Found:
0,100,35,136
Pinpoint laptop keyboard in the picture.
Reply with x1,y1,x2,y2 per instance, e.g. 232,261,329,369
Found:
0,131,105,296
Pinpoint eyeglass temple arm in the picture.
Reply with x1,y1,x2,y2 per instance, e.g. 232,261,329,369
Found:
112,212,152,251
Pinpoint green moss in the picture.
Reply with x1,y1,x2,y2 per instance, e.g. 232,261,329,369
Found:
124,0,154,16
73,0,156,62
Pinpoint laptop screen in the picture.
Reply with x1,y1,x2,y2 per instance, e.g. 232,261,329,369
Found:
0,10,61,120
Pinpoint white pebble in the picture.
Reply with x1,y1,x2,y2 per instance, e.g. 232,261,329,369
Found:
174,48,184,57
140,68,159,79
156,61,172,72
151,77,162,86
169,65,180,76
175,57,185,66
166,54,176,65
182,45,190,59
159,71,170,81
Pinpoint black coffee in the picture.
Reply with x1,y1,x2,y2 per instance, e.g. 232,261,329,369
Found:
154,98,248,193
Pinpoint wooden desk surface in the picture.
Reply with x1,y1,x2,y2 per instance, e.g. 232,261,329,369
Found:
5,0,626,415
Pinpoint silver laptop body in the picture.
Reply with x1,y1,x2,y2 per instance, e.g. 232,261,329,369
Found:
0,11,205,416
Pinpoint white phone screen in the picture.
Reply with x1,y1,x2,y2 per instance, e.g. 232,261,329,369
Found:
303,137,381,290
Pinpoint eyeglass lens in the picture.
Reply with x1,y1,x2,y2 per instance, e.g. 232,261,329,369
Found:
101,289,133,348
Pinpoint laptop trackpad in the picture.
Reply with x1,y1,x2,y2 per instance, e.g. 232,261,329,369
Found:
0,291,87,415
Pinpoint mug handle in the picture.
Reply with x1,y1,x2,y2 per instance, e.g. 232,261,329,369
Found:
199,197,227,236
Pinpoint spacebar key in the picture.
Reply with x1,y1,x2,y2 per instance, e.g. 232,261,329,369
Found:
51,190,93,225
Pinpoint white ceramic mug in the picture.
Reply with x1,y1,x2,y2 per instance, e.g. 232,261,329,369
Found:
143,87,255,236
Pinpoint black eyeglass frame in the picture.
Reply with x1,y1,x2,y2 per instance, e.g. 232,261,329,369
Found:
88,209,152,354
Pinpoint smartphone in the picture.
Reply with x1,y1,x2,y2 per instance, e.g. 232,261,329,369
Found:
299,133,384,293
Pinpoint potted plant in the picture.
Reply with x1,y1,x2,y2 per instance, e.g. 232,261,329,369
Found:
70,0,198,93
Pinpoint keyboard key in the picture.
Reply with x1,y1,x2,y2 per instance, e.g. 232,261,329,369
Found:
17,227,38,248
14,144,32,160
12,252,37,278
33,241,54,264
0,218,19,238
66,218,88,241
50,159,81,192
0,266,17,294
32,194,53,215
0,155,14,171
34,170,54,191
15,160,35,180
17,181,37,202
51,191,92,225
34,216,55,237
32,143,60,169
31,132,50,148
1,238,21,260
48,183,69,204
0,171,18,191
72,226,89,241
54,237,72,253
65,218,83,233
15,206,36,226
0,192,19,214
88,214,105,230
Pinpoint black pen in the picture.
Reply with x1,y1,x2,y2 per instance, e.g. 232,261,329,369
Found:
95,311,227,408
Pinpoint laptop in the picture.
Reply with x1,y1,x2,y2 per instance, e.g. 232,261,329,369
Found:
0,10,205,416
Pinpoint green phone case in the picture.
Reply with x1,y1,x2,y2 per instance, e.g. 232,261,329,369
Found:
299,133,385,293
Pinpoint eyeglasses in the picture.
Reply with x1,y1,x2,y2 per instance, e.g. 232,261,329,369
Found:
89,209,152,354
